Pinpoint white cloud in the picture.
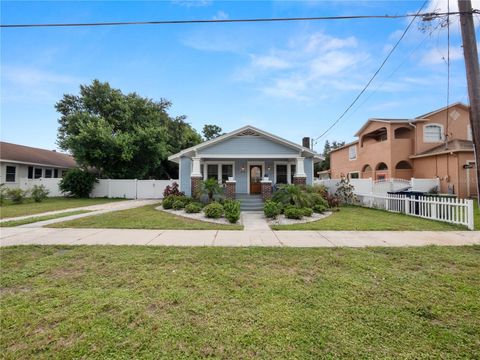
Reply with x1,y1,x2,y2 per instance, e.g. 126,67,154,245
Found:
421,45,464,64
171,0,212,8
213,10,229,20
250,55,291,70
424,0,480,30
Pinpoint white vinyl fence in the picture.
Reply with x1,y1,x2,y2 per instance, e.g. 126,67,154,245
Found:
17,178,178,199
314,177,474,230
356,193,474,230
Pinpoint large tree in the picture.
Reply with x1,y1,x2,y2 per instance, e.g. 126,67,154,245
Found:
202,124,224,140
56,80,202,179
314,140,346,175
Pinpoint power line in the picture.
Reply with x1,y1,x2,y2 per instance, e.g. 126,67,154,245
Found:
0,11,474,28
313,1,428,144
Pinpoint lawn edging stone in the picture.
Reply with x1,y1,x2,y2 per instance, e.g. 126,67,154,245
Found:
267,211,332,226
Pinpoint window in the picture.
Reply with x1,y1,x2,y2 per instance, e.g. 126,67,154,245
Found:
5,166,16,182
348,145,357,160
207,164,218,180
54,169,59,178
34,168,42,179
45,169,53,178
221,164,233,183
424,124,443,142
28,166,34,179
348,172,359,179
290,164,296,184
276,164,288,184
467,125,473,141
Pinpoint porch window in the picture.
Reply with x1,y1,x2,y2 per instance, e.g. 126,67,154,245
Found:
54,169,59,178
45,169,53,178
34,168,42,179
221,164,233,183
28,166,34,179
276,164,288,184
207,164,218,180
5,166,16,182
290,164,296,183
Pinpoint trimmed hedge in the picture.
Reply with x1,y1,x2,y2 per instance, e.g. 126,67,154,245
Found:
264,200,282,219
184,203,202,213
301,207,313,217
204,202,224,219
224,200,241,224
284,207,303,220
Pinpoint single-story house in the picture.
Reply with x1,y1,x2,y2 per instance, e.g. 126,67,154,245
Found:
0,141,76,188
168,125,323,200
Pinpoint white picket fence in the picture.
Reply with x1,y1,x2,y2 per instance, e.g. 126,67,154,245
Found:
356,193,474,230
17,178,178,199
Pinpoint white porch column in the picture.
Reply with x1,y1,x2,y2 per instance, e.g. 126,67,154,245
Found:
295,157,307,178
191,157,202,177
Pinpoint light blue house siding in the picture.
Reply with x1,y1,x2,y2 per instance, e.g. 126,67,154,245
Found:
179,156,192,195
197,136,299,156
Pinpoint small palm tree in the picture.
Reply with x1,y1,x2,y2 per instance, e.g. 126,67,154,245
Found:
200,178,224,201
272,184,312,208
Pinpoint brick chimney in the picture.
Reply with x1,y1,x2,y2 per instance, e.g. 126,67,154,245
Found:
302,137,311,149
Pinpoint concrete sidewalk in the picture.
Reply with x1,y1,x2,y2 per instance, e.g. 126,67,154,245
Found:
1,227,478,247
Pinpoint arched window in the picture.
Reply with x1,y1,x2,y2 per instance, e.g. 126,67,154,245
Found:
376,162,388,171
362,164,372,173
423,124,444,142
395,161,412,169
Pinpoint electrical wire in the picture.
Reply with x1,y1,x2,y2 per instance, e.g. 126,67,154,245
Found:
0,11,472,28
312,1,428,143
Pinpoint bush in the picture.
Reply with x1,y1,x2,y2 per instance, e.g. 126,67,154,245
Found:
31,185,49,203
185,202,202,213
301,207,313,217
264,200,282,219
163,181,184,197
272,184,312,208
0,184,7,205
306,184,328,199
162,195,191,210
326,194,340,208
284,206,303,220
335,177,357,204
7,188,29,204
59,169,97,198
313,203,328,213
204,202,224,219
224,200,241,223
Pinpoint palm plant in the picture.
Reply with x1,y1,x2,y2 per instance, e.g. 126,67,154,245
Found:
272,184,313,208
199,178,224,202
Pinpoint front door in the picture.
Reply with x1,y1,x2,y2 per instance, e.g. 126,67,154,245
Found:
250,165,262,194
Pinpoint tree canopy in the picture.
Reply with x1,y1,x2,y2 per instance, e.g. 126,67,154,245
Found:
315,140,346,174
202,124,224,141
56,80,202,179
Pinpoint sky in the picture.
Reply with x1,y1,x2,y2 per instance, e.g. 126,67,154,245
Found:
1,0,479,153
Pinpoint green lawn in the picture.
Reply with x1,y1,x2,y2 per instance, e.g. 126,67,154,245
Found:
0,197,124,219
0,210,91,227
1,245,479,358
48,204,243,230
272,205,470,231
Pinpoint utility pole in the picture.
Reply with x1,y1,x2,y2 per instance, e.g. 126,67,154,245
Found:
458,0,480,202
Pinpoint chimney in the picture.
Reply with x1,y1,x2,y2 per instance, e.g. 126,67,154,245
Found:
302,137,311,149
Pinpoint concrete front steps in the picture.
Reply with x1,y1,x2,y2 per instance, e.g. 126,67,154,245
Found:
237,194,264,211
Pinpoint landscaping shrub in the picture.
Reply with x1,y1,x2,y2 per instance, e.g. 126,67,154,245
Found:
0,184,7,205
204,202,224,219
163,181,184,197
224,200,241,223
264,200,282,219
59,169,97,198
313,203,328,213
301,207,313,217
172,200,185,210
184,202,202,213
335,177,357,204
284,206,303,220
162,195,191,210
272,184,312,208
306,184,328,199
198,178,223,201
6,188,29,204
326,194,340,208
31,185,49,203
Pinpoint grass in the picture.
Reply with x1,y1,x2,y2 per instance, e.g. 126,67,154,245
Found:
0,210,91,227
0,197,124,219
1,245,479,358
272,205,470,231
48,204,243,230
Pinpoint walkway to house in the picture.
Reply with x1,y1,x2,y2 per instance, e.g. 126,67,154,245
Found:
1,227,478,247
241,211,271,231
0,200,159,227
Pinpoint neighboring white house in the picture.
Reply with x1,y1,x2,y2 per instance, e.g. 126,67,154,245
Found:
0,141,77,188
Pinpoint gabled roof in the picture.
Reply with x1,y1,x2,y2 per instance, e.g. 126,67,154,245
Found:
329,140,359,154
168,125,322,163
410,139,473,159
415,102,469,119
0,141,77,168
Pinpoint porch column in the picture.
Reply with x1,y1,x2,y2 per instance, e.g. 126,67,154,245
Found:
225,180,236,199
191,157,203,198
261,179,272,201
293,157,307,186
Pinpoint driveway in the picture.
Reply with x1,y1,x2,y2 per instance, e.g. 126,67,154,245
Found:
1,228,478,247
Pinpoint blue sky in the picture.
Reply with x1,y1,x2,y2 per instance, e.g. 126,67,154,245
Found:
1,0,478,153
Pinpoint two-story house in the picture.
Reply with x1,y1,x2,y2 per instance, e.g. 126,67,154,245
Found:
329,103,476,198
